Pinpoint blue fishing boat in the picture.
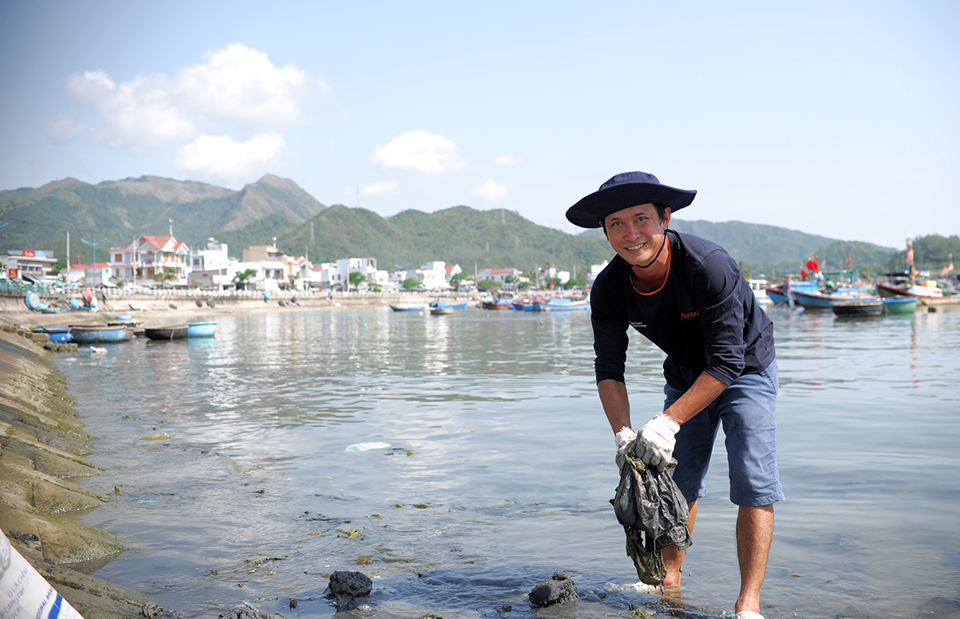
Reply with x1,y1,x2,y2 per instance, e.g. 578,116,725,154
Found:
186,321,218,337
70,324,130,344
390,303,426,312
430,300,468,310
541,298,590,311
32,326,73,343
765,281,819,304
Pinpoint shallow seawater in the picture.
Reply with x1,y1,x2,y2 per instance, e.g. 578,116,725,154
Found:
56,304,960,618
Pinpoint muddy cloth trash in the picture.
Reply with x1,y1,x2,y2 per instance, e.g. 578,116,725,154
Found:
611,440,693,585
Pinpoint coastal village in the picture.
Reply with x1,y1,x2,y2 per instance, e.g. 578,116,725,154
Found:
2,233,606,295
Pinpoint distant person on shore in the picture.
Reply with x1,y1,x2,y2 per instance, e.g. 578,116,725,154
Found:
566,171,782,619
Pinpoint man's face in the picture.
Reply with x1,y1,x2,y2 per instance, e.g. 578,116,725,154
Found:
603,203,671,267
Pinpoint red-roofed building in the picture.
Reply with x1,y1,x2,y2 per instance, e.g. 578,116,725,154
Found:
478,267,520,285
109,235,191,286
68,260,112,287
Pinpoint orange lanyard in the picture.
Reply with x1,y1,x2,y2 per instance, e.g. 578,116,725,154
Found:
631,238,671,296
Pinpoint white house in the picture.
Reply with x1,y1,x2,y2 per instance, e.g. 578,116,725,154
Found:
109,235,190,287
542,267,570,286
587,260,609,285
303,257,379,289
190,238,232,290
417,261,449,290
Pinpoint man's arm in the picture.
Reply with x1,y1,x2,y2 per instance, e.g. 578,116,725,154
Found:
598,378,631,433
663,371,727,425
632,371,728,470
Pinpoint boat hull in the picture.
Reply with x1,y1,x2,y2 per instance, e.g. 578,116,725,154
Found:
32,327,73,343
882,296,918,315
144,325,189,340
541,299,590,311
390,304,425,312
186,322,218,337
481,301,511,310
832,301,883,317
70,325,130,344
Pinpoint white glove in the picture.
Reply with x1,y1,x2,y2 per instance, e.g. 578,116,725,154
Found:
637,413,681,470
614,426,637,469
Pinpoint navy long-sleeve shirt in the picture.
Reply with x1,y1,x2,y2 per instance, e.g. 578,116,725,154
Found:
591,231,775,391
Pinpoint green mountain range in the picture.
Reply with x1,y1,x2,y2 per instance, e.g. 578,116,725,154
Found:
1,174,904,278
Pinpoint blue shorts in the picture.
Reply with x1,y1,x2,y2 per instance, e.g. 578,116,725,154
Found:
664,360,784,507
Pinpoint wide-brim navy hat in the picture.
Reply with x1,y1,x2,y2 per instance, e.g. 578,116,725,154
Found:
566,171,697,229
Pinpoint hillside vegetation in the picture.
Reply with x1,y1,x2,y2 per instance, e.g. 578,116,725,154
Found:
0,174,900,277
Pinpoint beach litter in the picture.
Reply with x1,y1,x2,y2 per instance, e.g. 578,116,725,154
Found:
345,442,390,452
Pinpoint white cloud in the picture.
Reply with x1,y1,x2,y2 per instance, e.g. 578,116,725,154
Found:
361,180,400,198
472,179,508,201
371,131,467,174
176,43,322,127
493,154,523,166
65,70,195,147
47,114,80,143
56,44,325,151
174,133,285,182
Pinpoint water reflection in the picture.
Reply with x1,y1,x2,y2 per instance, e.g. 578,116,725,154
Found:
54,305,960,619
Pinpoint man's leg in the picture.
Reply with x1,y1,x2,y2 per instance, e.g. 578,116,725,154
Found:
735,504,774,614
661,500,698,587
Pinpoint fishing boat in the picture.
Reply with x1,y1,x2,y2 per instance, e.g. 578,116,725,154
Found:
186,322,218,337
881,296,918,315
765,280,819,304
430,307,453,316
480,298,513,310
430,300,468,310
70,324,130,344
144,325,189,341
31,326,73,343
389,303,426,312
541,298,590,311
832,299,883,317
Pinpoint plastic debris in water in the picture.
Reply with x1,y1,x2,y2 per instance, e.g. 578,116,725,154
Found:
345,442,390,452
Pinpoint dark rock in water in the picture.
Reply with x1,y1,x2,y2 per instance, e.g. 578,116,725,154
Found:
528,570,578,607
325,570,373,611
196,300,203,307
207,300,216,308
169,304,177,310
918,597,960,618
217,607,278,619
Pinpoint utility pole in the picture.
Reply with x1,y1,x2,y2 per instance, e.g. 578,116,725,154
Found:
81,234,107,288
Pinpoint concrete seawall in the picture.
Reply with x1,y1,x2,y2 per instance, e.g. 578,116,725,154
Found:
1,290,461,325
0,326,150,618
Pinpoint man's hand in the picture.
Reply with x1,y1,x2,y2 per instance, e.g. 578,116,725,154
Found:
637,414,681,469
614,426,637,469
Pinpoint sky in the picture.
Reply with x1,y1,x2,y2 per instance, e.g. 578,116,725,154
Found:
1,1,957,250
